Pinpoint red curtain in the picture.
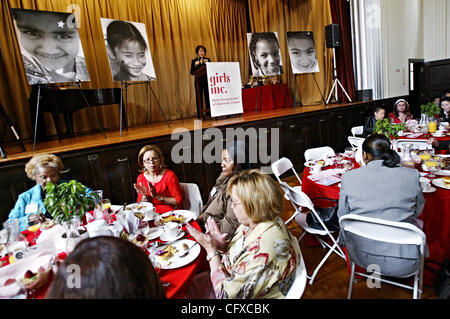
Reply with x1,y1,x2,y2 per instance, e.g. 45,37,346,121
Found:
329,0,356,103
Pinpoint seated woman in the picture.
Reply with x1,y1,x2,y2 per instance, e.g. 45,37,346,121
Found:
187,169,302,299
134,145,183,213
388,99,413,123
197,140,254,240
362,106,385,137
337,134,426,275
46,236,166,298
8,153,65,232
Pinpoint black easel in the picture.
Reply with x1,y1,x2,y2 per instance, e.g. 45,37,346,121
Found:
312,73,327,105
292,74,303,106
0,100,25,158
120,80,170,133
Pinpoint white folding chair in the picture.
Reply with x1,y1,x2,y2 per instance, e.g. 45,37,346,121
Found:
179,182,203,219
285,250,307,299
339,214,426,299
279,182,346,285
394,139,432,152
271,157,302,213
347,136,364,148
351,126,363,137
304,146,335,162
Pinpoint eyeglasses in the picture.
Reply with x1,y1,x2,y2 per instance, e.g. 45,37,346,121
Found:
229,200,242,208
143,157,160,163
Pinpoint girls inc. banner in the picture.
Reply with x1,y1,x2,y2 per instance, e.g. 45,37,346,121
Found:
206,62,243,117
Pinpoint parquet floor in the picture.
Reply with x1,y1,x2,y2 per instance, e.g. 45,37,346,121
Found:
280,176,437,299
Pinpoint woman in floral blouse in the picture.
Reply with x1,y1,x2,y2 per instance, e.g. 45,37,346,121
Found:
187,169,302,299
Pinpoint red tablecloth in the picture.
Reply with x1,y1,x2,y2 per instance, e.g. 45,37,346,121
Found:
242,83,293,113
301,160,450,285
1,212,207,299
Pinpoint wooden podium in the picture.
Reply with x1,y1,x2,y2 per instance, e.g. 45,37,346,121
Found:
193,66,210,120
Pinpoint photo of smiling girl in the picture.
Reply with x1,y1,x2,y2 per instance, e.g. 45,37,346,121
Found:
287,31,320,74
102,19,156,82
10,8,90,85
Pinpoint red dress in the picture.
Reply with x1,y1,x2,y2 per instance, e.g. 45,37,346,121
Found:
136,169,184,213
388,112,413,123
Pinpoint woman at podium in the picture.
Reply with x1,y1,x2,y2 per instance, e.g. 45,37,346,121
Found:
190,45,211,119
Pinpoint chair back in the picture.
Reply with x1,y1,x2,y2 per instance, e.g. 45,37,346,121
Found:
351,126,363,137
271,157,302,185
285,251,307,299
348,136,364,148
394,139,432,152
304,146,335,162
179,183,203,219
339,214,426,277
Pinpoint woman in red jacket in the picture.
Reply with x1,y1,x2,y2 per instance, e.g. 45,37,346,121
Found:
388,99,413,123
134,145,183,213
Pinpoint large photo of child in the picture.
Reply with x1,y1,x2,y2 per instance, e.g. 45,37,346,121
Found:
100,18,156,82
286,31,320,74
10,8,90,85
247,32,283,77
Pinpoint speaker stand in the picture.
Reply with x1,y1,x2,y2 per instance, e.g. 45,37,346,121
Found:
326,48,352,105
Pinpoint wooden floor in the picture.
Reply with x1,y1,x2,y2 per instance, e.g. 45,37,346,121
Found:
280,176,437,299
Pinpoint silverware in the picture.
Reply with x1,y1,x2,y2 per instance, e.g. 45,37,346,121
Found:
178,242,199,258
162,282,171,287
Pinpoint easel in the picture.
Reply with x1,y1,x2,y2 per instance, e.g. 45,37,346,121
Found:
120,80,170,134
0,100,25,158
32,81,107,152
326,47,352,104
292,72,326,106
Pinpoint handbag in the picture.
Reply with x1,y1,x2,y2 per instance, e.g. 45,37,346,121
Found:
425,259,450,299
305,197,340,231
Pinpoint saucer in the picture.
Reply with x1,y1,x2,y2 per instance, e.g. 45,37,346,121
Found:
422,187,436,193
160,231,185,243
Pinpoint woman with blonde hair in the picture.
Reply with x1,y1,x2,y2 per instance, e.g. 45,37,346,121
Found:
187,169,302,299
134,145,183,213
8,153,64,231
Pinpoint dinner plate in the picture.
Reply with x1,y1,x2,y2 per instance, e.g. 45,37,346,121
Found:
436,170,450,176
147,227,164,240
151,239,201,270
154,210,194,226
431,178,450,190
159,231,185,243
304,159,331,168
117,202,155,215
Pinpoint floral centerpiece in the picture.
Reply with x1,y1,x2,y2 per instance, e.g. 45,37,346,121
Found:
43,180,98,224
373,119,406,139
420,102,441,118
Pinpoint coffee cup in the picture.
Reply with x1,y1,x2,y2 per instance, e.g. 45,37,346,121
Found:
164,222,182,240
420,180,431,192
310,164,322,175
144,207,156,220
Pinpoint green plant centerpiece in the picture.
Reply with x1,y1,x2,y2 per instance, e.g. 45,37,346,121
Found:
420,102,441,118
373,119,406,139
44,180,98,224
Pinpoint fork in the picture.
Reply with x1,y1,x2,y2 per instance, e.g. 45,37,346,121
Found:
178,242,199,258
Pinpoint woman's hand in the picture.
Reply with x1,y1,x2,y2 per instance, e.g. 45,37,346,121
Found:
195,60,200,66
186,217,227,254
134,181,150,197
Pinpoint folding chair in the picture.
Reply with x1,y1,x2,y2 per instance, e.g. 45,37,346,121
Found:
285,250,307,299
351,126,363,137
304,146,335,162
394,139,432,152
347,136,364,148
279,182,346,285
271,157,302,213
339,214,426,299
179,182,203,219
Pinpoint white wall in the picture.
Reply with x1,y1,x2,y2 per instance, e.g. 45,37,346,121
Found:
379,0,450,98
381,0,423,98
423,0,450,61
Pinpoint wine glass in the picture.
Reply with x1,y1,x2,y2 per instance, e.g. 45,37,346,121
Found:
425,159,440,178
